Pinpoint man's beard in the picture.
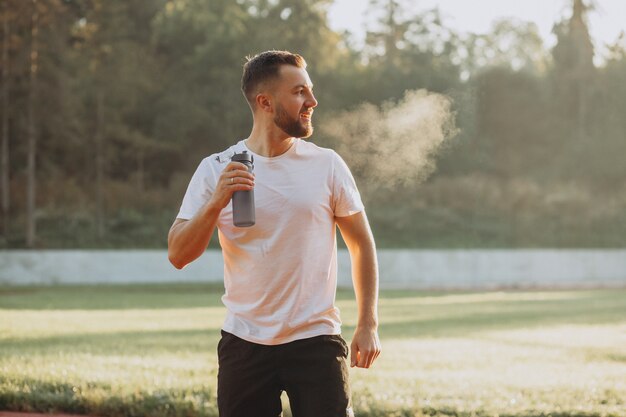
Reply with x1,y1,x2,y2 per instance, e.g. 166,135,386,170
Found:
274,103,313,138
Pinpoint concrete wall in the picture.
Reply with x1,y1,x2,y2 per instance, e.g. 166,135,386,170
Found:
1,249,625,289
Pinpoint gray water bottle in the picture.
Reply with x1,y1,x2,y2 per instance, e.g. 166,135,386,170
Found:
231,151,255,227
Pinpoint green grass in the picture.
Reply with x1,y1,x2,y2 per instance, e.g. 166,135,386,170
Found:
1,284,625,417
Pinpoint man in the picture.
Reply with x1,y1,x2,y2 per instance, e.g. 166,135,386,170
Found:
168,50,380,417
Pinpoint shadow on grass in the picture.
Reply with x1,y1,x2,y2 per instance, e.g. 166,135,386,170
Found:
0,375,216,417
345,290,626,339
0,283,226,310
4,291,621,355
1,328,220,356
3,288,625,347
0,375,616,417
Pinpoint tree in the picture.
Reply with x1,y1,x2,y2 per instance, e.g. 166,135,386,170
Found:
364,0,410,65
26,0,40,247
1,1,11,240
151,0,252,163
586,32,626,186
474,67,549,179
459,18,547,77
70,0,168,238
360,1,461,104
551,0,595,144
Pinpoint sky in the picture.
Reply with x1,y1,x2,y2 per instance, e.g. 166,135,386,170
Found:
328,0,626,62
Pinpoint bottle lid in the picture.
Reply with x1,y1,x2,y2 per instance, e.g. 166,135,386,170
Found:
232,151,253,164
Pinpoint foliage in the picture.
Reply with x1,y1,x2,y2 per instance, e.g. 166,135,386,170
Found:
0,0,624,248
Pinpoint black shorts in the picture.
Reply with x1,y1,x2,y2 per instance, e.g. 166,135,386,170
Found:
217,330,354,417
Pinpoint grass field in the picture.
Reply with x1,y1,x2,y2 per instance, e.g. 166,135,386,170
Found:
1,284,625,417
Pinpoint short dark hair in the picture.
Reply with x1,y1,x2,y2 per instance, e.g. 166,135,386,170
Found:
241,50,307,108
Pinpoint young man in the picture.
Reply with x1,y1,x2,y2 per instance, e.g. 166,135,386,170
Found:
168,50,381,417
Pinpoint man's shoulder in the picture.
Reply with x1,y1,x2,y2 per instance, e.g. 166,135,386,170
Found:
188,142,245,181
204,141,246,167
297,139,338,160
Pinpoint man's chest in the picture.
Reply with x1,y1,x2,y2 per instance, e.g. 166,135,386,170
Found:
217,161,334,234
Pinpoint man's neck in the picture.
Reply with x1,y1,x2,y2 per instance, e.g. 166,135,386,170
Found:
245,124,296,158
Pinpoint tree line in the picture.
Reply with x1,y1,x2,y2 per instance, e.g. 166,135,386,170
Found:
1,0,625,249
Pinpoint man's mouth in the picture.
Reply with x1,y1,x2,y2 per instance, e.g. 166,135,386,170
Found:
300,111,313,120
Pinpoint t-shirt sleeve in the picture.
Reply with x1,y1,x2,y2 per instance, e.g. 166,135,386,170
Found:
176,157,217,220
331,151,365,217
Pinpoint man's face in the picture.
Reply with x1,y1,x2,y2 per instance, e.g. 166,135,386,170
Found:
271,65,318,138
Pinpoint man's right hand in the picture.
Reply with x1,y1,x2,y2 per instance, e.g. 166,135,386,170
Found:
209,161,256,209
168,161,254,269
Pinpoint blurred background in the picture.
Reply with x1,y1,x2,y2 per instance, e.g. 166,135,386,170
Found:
1,0,625,250
1,3,626,416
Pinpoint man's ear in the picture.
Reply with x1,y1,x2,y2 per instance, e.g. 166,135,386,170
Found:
256,93,273,113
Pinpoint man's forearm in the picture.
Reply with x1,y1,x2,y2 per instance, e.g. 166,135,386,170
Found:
350,241,379,329
168,203,221,269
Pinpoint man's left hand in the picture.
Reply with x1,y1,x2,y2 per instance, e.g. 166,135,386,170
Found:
350,325,381,368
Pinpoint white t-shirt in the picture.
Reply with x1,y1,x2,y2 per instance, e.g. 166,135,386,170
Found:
176,138,364,345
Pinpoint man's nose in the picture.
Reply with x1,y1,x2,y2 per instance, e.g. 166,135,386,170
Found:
307,92,318,108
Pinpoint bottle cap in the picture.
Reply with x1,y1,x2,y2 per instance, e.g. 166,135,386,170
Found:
232,151,253,165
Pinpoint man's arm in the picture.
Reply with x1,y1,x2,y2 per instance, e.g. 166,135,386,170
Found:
335,210,381,369
168,161,254,269
167,206,220,269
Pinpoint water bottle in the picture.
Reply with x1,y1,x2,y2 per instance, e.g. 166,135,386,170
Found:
231,151,255,227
